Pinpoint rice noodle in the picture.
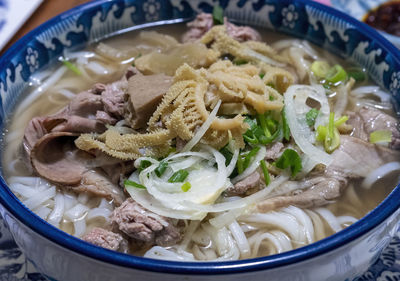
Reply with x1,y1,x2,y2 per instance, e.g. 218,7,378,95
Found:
351,86,391,103
228,221,251,258
361,162,400,189
314,208,342,233
47,193,65,227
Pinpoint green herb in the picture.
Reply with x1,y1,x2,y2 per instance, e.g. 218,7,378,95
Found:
62,60,81,75
181,182,191,192
124,179,146,189
233,59,248,65
311,61,330,78
139,160,152,172
220,145,233,166
282,108,290,141
326,64,347,84
347,67,366,82
243,146,260,170
259,160,270,186
370,130,392,144
155,160,168,177
168,170,189,183
324,112,341,153
131,53,142,67
212,4,224,25
275,149,302,177
334,115,349,127
259,73,265,79
306,108,319,127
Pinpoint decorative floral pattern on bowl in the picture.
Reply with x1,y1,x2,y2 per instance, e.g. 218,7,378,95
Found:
0,0,399,280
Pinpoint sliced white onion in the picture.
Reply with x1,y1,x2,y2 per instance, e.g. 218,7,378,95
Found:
361,162,400,189
47,193,65,227
73,219,87,238
182,100,221,152
64,203,89,222
23,187,56,210
284,85,332,167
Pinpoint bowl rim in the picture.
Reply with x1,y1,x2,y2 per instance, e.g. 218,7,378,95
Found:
0,0,400,275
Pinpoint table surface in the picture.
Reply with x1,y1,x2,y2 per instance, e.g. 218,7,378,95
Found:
1,0,400,280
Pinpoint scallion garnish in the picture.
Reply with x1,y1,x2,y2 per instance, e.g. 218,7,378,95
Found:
168,170,189,183
325,64,347,84
62,59,81,75
124,179,146,189
275,149,302,177
139,160,152,172
306,108,319,127
370,130,392,144
233,59,248,65
212,4,224,25
155,160,168,177
282,108,290,141
181,182,191,192
259,160,270,186
347,67,366,82
311,61,330,78
243,146,260,170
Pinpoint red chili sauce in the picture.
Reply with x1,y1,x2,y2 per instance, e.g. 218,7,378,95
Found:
364,1,400,36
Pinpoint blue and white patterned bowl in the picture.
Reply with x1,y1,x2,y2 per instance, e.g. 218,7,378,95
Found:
0,0,399,280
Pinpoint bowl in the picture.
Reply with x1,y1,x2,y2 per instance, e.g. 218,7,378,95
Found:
0,0,400,280
331,0,400,48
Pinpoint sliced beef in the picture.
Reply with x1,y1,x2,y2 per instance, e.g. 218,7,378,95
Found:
124,72,172,129
83,227,126,251
111,198,181,246
227,171,261,196
265,142,284,160
182,13,261,43
348,106,400,149
257,136,400,212
30,132,126,205
23,69,133,158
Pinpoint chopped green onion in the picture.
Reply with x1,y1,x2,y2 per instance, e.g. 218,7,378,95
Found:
155,160,168,177
347,67,366,82
316,125,327,142
275,149,302,177
334,115,349,127
233,59,248,65
139,160,152,172
62,60,81,75
282,108,290,141
259,160,270,186
306,108,319,127
370,130,392,144
181,182,191,192
220,145,233,166
324,112,340,153
311,61,330,78
326,64,347,84
124,179,146,189
212,4,224,25
168,170,189,183
259,73,265,79
258,113,272,138
243,146,260,170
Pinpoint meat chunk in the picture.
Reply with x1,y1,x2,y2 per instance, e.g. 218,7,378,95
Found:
30,132,126,205
182,13,261,43
227,171,261,196
257,136,400,211
124,72,172,129
23,69,132,158
83,227,125,251
265,142,284,160
111,199,181,246
348,106,400,149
